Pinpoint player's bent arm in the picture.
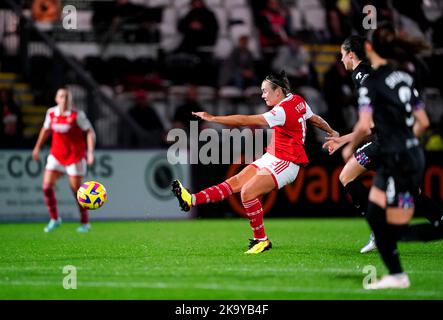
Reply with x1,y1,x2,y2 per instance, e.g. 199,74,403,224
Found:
348,111,373,152
86,128,96,165
32,128,51,161
192,111,268,127
413,108,430,137
307,114,339,137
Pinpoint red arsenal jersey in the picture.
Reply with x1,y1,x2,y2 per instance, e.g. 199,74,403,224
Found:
43,106,92,165
262,94,313,165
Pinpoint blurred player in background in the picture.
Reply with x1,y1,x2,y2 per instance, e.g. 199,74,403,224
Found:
347,23,443,289
338,35,376,253
32,88,96,233
325,34,443,254
172,71,338,254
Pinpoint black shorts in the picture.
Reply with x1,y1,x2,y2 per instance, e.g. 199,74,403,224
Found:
353,140,381,171
373,147,425,208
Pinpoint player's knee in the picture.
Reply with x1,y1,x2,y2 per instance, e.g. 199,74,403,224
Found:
226,176,240,193
339,170,352,186
240,186,256,203
42,184,54,193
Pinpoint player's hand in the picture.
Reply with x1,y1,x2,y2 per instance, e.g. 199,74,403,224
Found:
87,151,94,165
342,144,354,162
32,147,40,161
192,111,214,122
322,136,345,155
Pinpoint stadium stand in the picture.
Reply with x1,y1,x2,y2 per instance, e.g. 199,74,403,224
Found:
0,0,442,148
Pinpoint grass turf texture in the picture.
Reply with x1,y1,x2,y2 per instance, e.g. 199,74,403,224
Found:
0,218,442,300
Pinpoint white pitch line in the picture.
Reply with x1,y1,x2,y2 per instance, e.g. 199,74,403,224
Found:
1,265,443,276
0,280,441,298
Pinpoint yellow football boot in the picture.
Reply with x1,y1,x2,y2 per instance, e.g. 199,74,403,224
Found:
171,179,192,212
245,239,272,254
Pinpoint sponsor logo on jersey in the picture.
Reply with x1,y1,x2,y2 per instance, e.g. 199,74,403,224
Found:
52,123,72,133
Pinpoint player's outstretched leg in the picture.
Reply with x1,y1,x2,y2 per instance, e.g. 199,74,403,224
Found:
172,179,193,212
172,179,233,212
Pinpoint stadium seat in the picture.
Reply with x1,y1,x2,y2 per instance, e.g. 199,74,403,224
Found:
229,24,251,43
213,6,228,37
303,8,327,32
160,7,180,52
228,6,253,46
148,0,171,7
243,86,262,98
129,0,170,7
161,6,178,33
76,10,93,31
289,7,303,33
197,85,217,102
206,0,222,6
296,0,322,10
228,25,261,59
224,0,247,8
219,86,242,99
168,85,188,116
213,36,233,60
169,85,189,97
217,86,244,115
173,0,190,9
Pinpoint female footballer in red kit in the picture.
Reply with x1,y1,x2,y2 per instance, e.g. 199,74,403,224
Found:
173,71,338,253
32,88,96,233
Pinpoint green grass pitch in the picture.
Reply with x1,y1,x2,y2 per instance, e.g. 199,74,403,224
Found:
0,218,442,300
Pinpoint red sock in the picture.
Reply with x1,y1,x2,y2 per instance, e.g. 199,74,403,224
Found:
194,182,233,206
78,205,89,224
242,199,266,239
43,186,58,220
72,190,89,224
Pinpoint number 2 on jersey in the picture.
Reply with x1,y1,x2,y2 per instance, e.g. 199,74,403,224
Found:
398,86,414,127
